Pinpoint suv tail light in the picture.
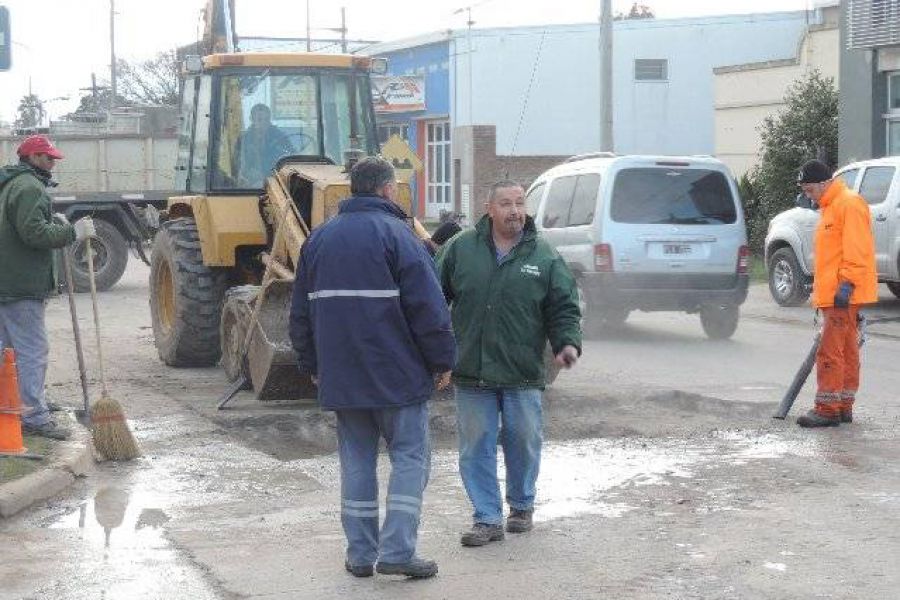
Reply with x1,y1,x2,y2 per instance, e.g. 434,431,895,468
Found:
594,243,613,272
737,245,750,274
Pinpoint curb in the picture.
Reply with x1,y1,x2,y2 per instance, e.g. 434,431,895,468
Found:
0,423,94,518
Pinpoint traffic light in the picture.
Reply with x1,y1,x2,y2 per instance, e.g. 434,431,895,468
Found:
0,6,10,72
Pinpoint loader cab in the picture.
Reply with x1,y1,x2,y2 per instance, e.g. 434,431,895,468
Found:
174,53,380,194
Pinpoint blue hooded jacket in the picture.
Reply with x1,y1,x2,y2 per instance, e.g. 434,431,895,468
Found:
289,195,457,410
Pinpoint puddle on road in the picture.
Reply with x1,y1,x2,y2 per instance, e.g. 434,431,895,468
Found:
39,485,218,600
293,431,817,525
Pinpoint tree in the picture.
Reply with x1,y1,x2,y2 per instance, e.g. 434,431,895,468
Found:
68,86,131,121
746,69,838,252
615,3,655,20
116,50,179,106
14,94,45,129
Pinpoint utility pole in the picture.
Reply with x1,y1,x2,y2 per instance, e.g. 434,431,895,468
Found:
109,0,117,112
599,0,613,152
467,7,474,125
340,7,347,53
453,6,475,124
306,0,311,52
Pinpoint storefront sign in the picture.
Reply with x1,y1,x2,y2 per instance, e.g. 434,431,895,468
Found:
372,76,426,113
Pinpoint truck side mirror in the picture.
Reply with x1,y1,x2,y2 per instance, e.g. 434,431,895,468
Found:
794,193,813,210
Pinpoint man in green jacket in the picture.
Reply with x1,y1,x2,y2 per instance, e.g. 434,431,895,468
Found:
437,180,582,547
0,135,79,440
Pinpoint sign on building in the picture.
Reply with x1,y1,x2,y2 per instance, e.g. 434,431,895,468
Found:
0,6,10,72
372,76,426,113
381,133,423,183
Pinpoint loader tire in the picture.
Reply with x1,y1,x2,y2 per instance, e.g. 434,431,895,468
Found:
150,218,229,367
220,285,258,386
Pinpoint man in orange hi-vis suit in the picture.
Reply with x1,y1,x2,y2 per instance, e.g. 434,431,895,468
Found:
796,159,878,428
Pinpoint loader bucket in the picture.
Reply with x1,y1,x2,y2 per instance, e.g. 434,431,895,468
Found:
246,279,318,401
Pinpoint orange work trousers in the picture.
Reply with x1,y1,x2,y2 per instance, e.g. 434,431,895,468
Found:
814,305,860,418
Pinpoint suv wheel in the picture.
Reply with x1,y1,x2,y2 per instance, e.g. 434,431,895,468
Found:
700,304,739,340
768,247,810,307
887,281,900,299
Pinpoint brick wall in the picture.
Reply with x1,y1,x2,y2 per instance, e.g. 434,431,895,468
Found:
454,125,567,223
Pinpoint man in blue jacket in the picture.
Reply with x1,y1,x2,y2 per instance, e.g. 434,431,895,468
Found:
289,157,456,579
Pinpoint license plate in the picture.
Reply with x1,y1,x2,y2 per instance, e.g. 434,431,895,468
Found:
663,244,692,255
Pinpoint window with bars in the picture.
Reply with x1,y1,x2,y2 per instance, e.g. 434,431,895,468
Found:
634,59,668,81
377,124,409,144
426,121,452,210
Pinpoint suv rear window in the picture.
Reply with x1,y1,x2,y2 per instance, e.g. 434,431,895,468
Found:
610,168,737,225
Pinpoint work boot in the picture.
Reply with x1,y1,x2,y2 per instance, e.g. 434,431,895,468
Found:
376,556,438,579
344,558,374,578
840,407,853,423
22,421,71,440
796,410,840,428
506,508,534,533
460,523,504,547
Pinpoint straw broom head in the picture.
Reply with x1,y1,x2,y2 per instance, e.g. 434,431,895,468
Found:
91,393,140,461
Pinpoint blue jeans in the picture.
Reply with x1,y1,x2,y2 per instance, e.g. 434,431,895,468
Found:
336,402,431,567
455,386,543,526
0,300,51,427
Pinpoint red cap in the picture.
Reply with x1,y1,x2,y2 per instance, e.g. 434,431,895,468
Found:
16,135,64,160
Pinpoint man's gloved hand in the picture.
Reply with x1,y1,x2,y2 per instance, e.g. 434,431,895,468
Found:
834,281,854,309
73,217,96,242
52,213,70,227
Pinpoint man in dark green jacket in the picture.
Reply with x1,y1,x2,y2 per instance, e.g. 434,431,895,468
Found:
437,180,582,547
0,135,77,440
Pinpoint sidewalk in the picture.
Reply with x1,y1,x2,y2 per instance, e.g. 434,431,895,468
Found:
742,282,900,339
0,414,93,517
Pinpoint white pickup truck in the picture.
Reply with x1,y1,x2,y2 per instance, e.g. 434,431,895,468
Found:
764,156,900,306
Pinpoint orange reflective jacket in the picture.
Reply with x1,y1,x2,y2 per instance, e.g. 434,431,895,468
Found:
812,179,878,308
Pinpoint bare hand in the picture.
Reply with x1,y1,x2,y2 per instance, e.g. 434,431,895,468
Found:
311,375,318,386
554,345,579,369
435,371,452,390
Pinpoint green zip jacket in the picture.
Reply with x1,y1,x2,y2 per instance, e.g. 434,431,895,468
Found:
0,162,75,302
436,215,582,389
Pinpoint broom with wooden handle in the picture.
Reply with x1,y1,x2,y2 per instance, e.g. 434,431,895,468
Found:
80,218,140,460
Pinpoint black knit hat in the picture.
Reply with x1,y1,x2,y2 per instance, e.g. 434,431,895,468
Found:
797,159,833,184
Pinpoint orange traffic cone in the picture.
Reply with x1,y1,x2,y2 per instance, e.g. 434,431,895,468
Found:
0,348,27,455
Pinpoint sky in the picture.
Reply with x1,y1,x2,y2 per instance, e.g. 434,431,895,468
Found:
0,0,819,123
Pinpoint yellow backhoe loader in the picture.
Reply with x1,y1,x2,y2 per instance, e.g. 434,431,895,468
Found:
149,1,428,402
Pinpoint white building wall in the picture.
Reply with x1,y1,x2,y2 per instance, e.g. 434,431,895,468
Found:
451,12,811,158
715,21,840,176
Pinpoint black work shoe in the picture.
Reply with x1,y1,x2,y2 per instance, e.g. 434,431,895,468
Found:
344,559,374,578
506,508,534,533
460,523,504,547
796,410,840,428
376,557,438,579
46,401,65,412
22,421,71,440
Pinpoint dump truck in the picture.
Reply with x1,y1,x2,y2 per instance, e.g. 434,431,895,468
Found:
0,132,176,291
149,1,426,401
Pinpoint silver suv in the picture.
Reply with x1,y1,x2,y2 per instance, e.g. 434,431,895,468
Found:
529,154,749,339
765,156,900,306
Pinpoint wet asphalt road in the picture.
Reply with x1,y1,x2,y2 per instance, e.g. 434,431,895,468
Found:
1,263,898,599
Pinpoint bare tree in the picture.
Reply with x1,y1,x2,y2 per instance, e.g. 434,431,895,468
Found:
116,50,179,106
15,94,45,129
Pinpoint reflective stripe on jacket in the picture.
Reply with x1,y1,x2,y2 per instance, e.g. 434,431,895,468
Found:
812,179,878,308
288,195,457,410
